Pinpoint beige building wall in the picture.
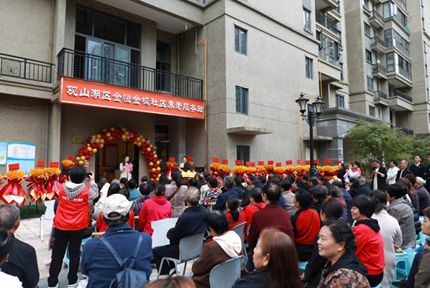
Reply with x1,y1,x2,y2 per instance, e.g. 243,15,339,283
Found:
0,94,49,174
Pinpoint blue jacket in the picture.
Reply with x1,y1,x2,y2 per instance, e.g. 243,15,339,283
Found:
213,188,239,211
167,205,207,245
81,224,152,288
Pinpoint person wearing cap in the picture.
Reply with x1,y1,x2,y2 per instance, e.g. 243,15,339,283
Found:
81,194,152,288
415,177,430,216
48,166,99,288
386,184,416,248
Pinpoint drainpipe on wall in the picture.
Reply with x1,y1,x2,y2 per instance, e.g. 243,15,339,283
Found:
197,36,208,169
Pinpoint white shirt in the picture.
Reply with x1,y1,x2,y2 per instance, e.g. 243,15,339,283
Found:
0,271,22,288
373,167,379,190
387,166,400,185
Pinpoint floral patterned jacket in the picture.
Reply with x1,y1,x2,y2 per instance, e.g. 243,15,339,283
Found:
318,252,371,288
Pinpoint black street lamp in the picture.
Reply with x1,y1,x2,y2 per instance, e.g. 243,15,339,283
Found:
295,92,325,170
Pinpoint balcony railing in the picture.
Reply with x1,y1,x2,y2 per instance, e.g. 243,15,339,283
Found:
316,11,341,36
370,10,384,22
57,48,203,100
374,91,388,100
319,50,341,68
371,37,386,47
0,53,53,83
372,63,387,75
390,89,412,102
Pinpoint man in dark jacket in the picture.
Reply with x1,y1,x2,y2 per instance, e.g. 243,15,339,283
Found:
410,155,426,178
415,177,430,215
153,186,207,275
349,176,372,198
0,205,39,288
396,160,413,181
213,176,239,211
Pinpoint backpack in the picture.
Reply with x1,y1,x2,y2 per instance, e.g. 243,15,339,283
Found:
100,234,148,288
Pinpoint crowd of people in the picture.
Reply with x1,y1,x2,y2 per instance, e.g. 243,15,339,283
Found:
1,154,430,288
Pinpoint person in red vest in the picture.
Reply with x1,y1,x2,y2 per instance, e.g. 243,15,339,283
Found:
47,166,99,288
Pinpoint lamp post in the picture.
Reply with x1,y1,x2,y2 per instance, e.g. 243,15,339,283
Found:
295,92,325,171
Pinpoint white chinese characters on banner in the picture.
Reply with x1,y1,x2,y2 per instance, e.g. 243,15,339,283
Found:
65,85,205,115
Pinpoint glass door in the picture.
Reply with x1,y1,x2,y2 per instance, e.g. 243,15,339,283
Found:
86,39,114,84
114,46,130,86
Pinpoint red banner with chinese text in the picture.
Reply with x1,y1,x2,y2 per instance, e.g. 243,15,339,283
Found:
59,77,205,119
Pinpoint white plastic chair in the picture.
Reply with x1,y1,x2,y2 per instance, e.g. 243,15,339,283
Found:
158,233,205,278
209,256,243,288
40,200,56,241
231,222,245,244
231,222,247,267
151,218,178,249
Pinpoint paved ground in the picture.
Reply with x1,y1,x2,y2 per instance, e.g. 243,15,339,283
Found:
15,218,193,288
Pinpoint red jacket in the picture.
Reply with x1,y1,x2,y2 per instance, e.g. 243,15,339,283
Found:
96,210,135,232
138,195,172,235
291,209,320,245
352,220,385,275
225,210,246,231
54,185,89,231
248,203,294,249
243,203,265,241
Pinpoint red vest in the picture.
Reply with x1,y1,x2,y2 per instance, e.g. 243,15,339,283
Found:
54,185,90,231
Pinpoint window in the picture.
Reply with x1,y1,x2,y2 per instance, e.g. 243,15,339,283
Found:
237,145,250,163
364,23,371,38
367,76,374,91
386,52,395,73
303,8,312,33
235,26,247,55
335,94,345,108
236,86,248,114
369,105,376,117
377,107,381,119
366,49,373,63
305,57,313,79
363,0,370,10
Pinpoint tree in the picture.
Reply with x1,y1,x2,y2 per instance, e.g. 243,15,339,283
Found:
346,123,414,163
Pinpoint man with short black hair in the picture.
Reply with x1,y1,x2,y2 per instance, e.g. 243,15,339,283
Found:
410,155,425,178
81,194,152,288
0,205,39,288
248,183,294,250
371,160,387,191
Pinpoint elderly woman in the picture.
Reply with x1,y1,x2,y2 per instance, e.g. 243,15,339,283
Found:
370,190,402,288
317,219,370,288
153,187,207,275
304,198,344,287
192,211,242,288
233,228,302,288
351,195,384,287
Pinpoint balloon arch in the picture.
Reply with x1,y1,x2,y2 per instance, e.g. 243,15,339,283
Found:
75,127,161,182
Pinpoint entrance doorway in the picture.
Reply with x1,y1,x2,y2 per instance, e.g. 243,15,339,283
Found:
155,125,169,164
95,141,139,182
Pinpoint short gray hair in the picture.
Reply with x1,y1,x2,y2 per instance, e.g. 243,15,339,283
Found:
358,176,367,186
0,205,20,230
185,186,201,207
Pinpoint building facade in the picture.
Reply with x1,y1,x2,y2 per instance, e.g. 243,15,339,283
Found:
344,0,430,136
0,0,321,180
